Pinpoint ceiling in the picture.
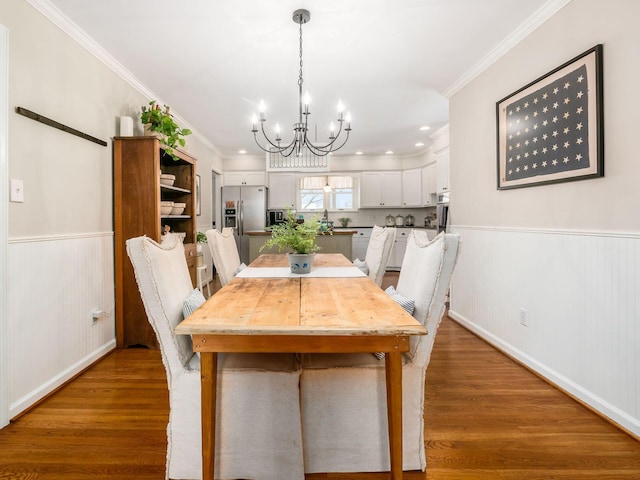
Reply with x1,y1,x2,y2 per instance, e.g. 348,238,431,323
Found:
43,0,553,158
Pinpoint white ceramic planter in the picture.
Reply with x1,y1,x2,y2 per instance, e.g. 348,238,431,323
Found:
288,253,315,274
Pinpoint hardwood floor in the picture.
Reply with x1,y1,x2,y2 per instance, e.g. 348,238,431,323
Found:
0,349,169,479
1,273,639,478
424,318,640,480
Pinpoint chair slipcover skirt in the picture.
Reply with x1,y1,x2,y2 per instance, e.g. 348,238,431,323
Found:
300,355,426,473
299,233,461,475
126,235,304,480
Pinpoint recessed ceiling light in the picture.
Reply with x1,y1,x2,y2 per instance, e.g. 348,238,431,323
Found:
355,151,363,155
419,125,431,131
238,149,247,154
385,150,394,155
415,142,425,147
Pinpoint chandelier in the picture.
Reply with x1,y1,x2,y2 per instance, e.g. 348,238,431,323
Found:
251,9,352,158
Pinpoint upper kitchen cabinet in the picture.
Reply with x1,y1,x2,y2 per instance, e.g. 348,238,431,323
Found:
431,125,450,194
436,149,450,193
268,173,296,209
401,168,422,207
223,171,266,186
360,171,402,208
422,162,437,206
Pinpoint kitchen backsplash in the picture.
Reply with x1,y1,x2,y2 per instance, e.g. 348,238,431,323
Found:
298,207,437,228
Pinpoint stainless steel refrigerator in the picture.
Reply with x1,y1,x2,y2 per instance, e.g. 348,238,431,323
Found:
221,185,268,264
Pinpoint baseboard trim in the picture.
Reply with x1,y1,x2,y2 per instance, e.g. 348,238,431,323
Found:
447,310,640,440
9,340,116,419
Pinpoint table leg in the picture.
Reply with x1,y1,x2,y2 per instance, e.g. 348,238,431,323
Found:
200,352,218,480
385,351,403,480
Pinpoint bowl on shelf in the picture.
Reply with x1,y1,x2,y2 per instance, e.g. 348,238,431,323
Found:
171,202,186,215
160,201,174,215
160,173,176,186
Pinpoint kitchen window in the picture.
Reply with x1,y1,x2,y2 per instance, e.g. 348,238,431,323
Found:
298,175,356,211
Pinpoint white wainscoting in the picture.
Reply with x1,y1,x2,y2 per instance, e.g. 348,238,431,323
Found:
7,233,115,417
449,225,640,438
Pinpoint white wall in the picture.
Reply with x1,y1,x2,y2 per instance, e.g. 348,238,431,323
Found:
0,0,220,418
448,0,640,437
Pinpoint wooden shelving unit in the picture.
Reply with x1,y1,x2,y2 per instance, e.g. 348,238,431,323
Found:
113,136,197,348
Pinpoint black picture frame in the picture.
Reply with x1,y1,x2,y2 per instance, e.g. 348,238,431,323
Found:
496,44,603,190
196,174,201,216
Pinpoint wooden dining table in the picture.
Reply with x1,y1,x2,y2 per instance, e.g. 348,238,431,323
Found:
175,253,426,480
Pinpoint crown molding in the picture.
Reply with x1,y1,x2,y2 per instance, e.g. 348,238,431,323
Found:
429,124,449,139
25,0,220,156
442,0,573,98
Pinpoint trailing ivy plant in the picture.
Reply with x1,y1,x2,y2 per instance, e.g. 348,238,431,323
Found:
260,209,326,254
140,100,192,161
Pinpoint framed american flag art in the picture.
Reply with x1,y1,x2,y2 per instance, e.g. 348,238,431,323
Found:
496,44,603,190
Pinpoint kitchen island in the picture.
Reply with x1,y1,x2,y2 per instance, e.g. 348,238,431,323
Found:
246,230,356,263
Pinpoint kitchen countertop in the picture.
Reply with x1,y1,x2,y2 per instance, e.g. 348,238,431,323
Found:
246,230,357,236
337,226,437,230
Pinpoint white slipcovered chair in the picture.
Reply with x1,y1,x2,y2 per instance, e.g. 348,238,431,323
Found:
355,225,396,287
299,231,461,474
206,227,241,287
126,234,304,480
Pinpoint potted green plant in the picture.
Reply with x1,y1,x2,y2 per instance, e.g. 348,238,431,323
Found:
260,210,325,273
337,217,351,228
140,100,192,161
196,231,207,251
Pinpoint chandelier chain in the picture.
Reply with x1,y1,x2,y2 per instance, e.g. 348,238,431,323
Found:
298,20,303,88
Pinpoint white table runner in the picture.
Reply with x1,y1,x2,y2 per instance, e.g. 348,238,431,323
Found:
235,266,366,278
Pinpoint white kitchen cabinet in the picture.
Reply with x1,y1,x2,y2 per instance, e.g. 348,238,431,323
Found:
224,171,266,186
430,124,450,194
402,168,422,207
268,173,296,209
421,163,437,206
436,148,450,194
388,228,410,270
360,173,382,207
360,171,402,208
351,228,372,261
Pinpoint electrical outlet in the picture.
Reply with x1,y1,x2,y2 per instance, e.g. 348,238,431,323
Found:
91,309,104,325
519,308,529,327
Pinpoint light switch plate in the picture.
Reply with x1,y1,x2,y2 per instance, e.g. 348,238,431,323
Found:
10,179,24,202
